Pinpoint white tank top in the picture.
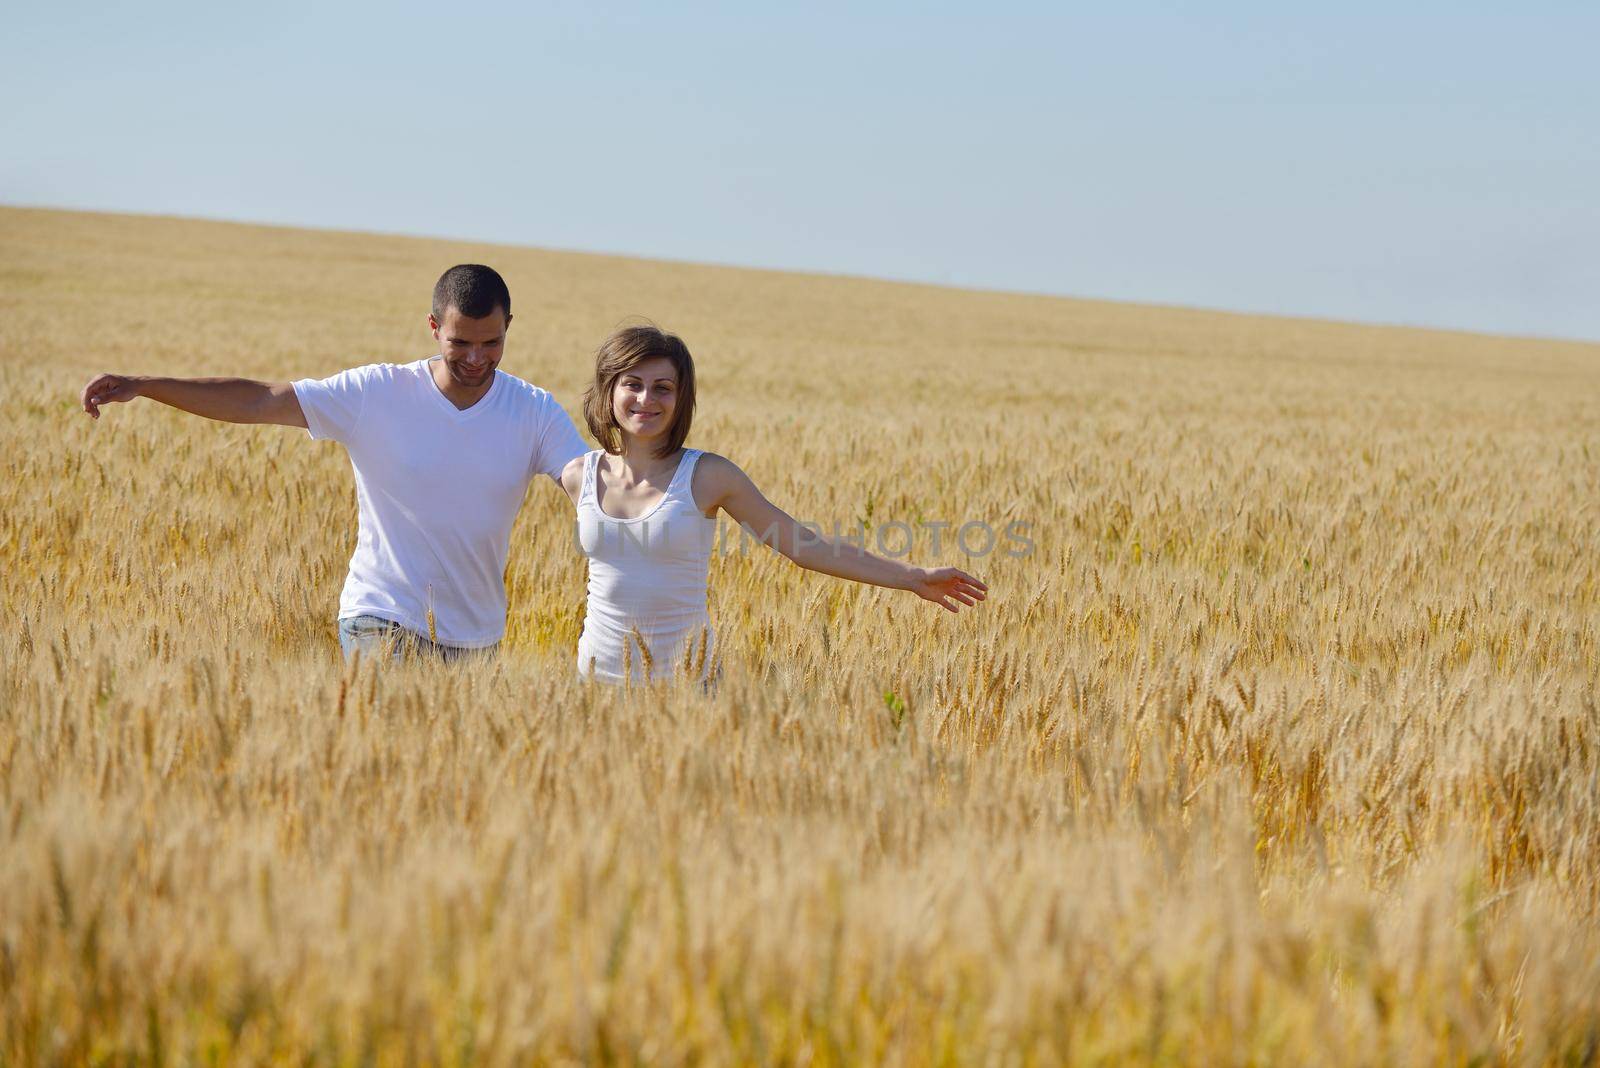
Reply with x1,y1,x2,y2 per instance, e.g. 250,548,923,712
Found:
575,448,718,683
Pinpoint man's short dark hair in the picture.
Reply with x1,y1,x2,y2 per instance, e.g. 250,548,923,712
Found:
432,264,511,320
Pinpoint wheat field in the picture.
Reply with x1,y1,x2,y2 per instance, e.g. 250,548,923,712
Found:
2,205,1599,1065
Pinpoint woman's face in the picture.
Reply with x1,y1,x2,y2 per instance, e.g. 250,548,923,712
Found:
611,357,678,443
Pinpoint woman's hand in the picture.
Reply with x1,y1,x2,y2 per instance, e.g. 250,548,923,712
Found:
908,567,988,612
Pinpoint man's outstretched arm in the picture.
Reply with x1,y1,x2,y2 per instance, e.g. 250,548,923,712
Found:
80,374,308,428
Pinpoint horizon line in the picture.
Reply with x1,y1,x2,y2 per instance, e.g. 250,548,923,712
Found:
5,198,1597,350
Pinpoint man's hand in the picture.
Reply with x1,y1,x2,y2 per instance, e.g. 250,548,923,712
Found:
909,567,988,613
81,373,142,419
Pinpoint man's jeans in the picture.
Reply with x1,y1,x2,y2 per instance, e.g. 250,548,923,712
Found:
337,614,498,663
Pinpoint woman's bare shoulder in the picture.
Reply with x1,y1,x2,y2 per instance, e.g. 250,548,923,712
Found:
693,450,737,475
689,451,742,514
557,453,589,502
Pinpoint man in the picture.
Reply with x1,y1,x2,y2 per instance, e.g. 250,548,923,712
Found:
79,265,587,659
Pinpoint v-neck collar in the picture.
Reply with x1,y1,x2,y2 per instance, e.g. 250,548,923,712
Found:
423,356,499,418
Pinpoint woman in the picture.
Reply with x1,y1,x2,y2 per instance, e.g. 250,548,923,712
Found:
558,325,987,684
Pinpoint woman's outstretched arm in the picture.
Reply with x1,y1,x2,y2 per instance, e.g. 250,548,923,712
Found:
695,453,987,613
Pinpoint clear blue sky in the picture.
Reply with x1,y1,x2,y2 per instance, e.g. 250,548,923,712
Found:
6,2,1597,341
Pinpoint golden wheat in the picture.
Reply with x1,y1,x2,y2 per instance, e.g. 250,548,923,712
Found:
2,206,1599,1064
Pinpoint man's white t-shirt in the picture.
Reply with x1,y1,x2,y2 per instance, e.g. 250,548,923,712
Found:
292,357,587,648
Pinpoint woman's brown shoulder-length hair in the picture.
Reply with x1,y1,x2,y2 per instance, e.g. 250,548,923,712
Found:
582,325,697,457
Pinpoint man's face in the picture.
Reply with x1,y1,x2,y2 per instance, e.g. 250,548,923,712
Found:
429,305,511,389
